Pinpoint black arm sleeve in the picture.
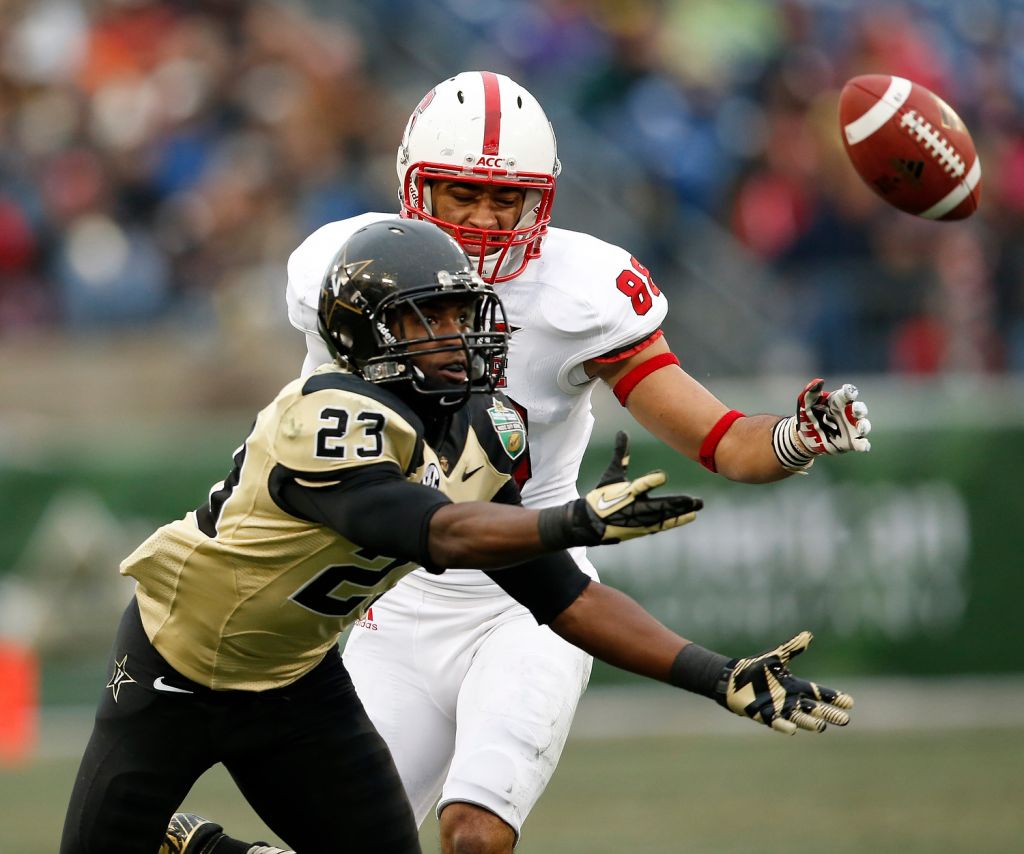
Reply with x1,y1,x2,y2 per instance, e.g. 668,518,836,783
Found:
274,463,452,572
485,550,591,625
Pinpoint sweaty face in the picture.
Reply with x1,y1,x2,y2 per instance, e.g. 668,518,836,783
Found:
391,295,476,389
430,182,526,254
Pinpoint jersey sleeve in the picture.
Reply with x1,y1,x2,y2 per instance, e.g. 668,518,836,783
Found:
274,463,451,571
285,213,397,376
538,232,670,392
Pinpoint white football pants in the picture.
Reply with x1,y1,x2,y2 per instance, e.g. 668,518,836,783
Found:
342,569,594,839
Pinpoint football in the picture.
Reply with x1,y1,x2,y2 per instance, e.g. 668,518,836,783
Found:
838,74,981,220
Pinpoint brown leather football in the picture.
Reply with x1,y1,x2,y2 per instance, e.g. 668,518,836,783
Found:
839,74,981,220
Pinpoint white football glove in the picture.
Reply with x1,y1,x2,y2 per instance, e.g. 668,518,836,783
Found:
772,378,871,472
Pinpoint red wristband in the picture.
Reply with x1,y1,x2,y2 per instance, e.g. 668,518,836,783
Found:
698,409,745,473
611,352,680,406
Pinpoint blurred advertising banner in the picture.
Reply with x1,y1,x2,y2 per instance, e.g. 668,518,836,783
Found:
581,425,1024,679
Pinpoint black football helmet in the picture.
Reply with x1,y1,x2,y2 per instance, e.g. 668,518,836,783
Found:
318,219,508,414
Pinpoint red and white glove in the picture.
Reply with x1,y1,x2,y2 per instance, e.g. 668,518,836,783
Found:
772,379,871,472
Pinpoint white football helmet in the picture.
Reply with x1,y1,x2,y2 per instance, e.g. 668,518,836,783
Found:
396,71,560,283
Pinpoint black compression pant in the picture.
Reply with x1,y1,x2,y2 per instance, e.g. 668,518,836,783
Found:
59,601,421,853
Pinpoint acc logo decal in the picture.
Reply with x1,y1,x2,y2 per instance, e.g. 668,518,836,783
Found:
487,399,526,460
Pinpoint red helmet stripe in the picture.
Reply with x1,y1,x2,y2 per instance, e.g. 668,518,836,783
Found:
480,71,501,155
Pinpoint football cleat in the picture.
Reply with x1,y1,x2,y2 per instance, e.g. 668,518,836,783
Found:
160,813,225,854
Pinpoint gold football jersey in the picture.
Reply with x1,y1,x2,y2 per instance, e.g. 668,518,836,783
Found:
122,364,527,691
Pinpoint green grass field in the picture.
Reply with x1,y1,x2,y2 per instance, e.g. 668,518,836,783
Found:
4,725,1022,853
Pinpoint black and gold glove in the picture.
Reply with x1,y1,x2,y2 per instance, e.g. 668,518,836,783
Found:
715,631,854,735
538,431,702,549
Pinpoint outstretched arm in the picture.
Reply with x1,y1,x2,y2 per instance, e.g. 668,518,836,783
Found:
551,580,854,735
587,337,871,483
431,432,702,568
279,435,701,572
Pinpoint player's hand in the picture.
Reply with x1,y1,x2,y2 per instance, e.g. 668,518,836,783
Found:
796,378,872,455
772,378,871,471
715,631,854,735
538,431,703,549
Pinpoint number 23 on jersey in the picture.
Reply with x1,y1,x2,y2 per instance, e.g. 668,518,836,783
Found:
315,407,386,460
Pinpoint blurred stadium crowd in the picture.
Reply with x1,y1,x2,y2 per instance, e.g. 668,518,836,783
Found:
2,0,1024,375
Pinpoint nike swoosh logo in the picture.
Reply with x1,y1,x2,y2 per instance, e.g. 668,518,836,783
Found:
153,676,194,694
461,465,484,481
596,493,628,511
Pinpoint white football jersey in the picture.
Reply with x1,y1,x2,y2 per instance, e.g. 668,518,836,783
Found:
285,214,669,594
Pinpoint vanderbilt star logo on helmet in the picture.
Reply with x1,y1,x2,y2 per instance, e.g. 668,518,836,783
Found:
330,258,376,300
